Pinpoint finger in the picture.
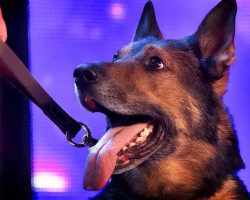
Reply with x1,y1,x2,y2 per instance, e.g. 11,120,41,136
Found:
0,8,7,42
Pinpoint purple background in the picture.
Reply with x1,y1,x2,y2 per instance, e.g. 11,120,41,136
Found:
29,0,250,199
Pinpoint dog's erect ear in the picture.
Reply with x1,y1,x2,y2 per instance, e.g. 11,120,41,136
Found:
195,0,237,96
133,1,163,41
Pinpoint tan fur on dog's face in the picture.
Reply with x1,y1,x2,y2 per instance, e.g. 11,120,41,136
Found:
99,41,203,133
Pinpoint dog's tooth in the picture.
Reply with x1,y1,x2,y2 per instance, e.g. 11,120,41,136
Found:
135,136,144,143
129,142,136,147
122,146,128,151
140,128,150,138
147,125,154,133
123,160,130,165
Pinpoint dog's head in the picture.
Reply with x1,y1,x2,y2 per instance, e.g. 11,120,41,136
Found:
74,0,243,195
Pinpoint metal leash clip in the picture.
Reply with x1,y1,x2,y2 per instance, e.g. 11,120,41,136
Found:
66,122,98,148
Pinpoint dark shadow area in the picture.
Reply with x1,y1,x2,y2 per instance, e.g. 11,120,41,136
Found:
0,0,31,199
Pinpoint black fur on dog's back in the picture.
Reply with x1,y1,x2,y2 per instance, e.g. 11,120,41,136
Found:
74,0,250,199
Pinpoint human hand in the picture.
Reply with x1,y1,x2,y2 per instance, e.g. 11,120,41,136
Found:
0,8,7,42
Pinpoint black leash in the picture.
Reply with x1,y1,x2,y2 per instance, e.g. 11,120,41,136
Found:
0,40,97,147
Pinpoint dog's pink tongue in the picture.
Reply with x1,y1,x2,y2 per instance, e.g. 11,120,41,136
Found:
83,123,147,191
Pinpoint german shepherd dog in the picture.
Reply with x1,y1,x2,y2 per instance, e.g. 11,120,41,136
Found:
73,0,250,199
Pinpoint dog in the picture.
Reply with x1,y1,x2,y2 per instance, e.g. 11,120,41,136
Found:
73,0,250,199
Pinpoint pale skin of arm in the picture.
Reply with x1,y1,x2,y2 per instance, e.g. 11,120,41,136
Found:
0,8,7,42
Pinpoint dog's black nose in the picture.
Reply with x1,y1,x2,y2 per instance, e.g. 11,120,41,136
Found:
73,65,100,83
83,69,98,82
73,67,81,78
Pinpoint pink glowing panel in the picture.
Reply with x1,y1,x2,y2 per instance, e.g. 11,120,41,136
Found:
32,172,69,192
109,3,126,20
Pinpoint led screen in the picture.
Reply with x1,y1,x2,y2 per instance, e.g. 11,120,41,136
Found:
29,0,250,199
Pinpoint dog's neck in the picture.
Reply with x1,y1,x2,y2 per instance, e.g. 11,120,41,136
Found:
110,174,242,200
112,103,244,200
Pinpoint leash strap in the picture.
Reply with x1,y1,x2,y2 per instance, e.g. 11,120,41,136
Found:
0,40,97,147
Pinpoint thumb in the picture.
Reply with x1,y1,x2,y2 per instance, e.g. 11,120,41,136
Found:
0,8,7,42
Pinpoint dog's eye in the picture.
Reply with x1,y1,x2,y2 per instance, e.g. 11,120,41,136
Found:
147,56,164,70
113,54,119,61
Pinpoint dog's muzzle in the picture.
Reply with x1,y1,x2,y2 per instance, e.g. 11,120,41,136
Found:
73,64,102,84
